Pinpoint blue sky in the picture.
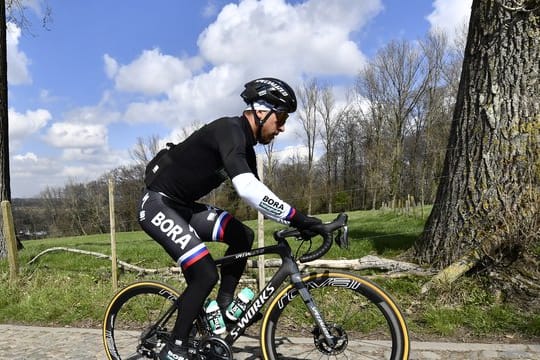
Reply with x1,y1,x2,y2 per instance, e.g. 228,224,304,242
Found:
7,0,471,197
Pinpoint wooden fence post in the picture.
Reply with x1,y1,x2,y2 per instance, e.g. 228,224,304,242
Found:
1,200,19,282
257,155,265,291
108,178,118,291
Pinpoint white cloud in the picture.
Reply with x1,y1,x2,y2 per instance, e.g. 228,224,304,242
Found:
122,64,245,126
10,153,65,197
118,0,382,129
268,144,324,164
104,54,119,79
45,123,108,148
198,0,381,77
61,166,90,178
10,152,104,197
8,108,51,139
62,105,122,125
12,152,58,176
11,145,132,197
13,152,38,162
6,22,32,85
203,0,222,18
427,0,472,44
109,49,197,95
38,89,64,103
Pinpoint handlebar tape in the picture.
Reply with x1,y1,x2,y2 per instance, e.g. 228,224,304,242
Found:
276,213,348,263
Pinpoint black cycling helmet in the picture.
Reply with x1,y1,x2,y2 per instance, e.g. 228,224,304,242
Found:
241,77,297,113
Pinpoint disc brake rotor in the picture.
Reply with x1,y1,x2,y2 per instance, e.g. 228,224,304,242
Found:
312,324,348,355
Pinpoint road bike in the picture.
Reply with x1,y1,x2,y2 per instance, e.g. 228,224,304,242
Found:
103,213,410,359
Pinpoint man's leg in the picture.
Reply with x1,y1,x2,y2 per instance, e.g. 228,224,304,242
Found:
189,205,254,310
138,191,219,343
172,254,218,339
216,219,254,309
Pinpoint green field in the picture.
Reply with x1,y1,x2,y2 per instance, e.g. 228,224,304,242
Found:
1,209,539,342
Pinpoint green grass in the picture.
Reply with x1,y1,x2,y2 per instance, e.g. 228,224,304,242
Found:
1,208,539,342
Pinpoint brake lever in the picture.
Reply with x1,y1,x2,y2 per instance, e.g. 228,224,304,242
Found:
335,225,349,249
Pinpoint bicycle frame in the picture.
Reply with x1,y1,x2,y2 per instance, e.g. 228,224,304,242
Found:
213,238,335,347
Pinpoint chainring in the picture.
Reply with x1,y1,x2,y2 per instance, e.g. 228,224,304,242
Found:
197,336,233,360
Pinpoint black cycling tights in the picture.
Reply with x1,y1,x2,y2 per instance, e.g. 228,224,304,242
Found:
138,190,254,341
172,218,254,340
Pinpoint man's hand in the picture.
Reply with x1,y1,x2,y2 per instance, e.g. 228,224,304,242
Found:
290,210,322,231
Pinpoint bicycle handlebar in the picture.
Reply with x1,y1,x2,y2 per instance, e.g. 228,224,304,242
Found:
273,213,349,263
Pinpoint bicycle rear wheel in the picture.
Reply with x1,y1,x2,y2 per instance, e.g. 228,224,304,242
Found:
261,271,409,360
102,281,180,360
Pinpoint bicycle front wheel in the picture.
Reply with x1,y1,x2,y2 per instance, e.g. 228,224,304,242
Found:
261,271,409,359
102,281,180,360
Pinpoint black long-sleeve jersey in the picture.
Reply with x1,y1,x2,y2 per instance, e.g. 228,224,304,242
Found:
145,116,295,224
148,116,257,203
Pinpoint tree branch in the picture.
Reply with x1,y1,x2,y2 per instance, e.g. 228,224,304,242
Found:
28,247,162,274
28,247,433,278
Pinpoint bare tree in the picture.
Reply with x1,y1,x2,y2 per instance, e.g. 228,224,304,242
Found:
410,31,455,206
262,141,278,188
128,134,162,183
414,0,540,298
108,166,143,232
380,40,430,203
317,83,347,213
355,69,391,209
355,39,433,208
335,108,363,209
296,79,320,214
130,135,161,166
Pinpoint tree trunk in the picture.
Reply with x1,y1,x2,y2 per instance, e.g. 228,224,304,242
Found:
0,0,10,259
414,0,540,297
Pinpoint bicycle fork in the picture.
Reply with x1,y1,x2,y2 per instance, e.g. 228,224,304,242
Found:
290,272,336,348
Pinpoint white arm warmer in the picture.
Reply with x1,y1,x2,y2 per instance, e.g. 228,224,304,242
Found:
231,173,294,224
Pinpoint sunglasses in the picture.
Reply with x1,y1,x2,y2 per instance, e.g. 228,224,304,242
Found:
273,110,289,126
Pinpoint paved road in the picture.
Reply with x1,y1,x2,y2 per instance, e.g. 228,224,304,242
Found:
1,324,539,359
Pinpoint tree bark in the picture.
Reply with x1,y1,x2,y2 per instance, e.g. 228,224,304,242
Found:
414,0,540,297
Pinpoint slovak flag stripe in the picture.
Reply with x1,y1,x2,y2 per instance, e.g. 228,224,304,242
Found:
285,207,296,221
179,243,209,270
212,211,233,241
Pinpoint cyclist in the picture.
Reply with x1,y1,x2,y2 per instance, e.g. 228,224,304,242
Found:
138,77,323,360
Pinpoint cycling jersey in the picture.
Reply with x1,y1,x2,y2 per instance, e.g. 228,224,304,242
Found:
147,115,295,224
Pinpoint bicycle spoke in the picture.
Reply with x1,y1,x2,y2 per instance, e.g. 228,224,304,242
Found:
114,294,174,356
103,282,181,360
263,273,409,360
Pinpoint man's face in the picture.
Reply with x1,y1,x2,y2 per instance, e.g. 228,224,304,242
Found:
258,110,288,144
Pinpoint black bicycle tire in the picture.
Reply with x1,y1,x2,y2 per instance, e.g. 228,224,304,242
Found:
260,271,410,360
102,281,180,360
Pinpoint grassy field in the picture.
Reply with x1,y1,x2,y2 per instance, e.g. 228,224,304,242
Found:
1,209,539,343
